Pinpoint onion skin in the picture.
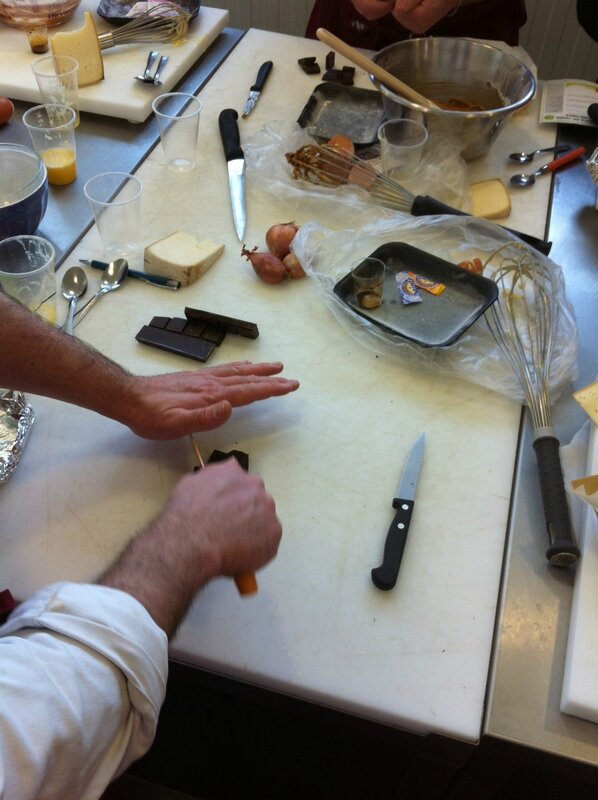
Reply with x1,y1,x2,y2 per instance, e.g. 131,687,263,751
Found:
265,222,299,260
241,246,288,284
283,252,306,279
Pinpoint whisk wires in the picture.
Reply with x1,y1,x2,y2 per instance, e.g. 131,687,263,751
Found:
285,144,416,213
98,3,191,49
485,243,558,432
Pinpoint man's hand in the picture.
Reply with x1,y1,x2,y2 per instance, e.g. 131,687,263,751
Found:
392,0,458,32
99,459,282,635
352,0,396,20
122,361,299,440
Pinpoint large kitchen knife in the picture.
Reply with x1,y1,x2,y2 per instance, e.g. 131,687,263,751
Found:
241,61,273,118
371,432,425,591
218,108,246,242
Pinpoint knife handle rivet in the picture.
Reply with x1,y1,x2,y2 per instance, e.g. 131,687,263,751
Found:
397,523,405,530
401,503,409,510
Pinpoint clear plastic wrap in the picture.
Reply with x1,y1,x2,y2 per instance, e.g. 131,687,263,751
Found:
244,120,578,405
289,216,578,404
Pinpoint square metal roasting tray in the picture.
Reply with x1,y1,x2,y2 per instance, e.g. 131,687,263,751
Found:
333,242,499,348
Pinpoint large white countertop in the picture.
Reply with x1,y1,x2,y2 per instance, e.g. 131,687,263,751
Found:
0,28,559,743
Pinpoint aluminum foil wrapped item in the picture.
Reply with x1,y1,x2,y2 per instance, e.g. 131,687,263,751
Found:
587,147,598,210
0,390,34,484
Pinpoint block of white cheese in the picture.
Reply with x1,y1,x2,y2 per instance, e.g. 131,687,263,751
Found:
470,179,511,220
50,11,104,87
144,231,225,287
574,380,598,426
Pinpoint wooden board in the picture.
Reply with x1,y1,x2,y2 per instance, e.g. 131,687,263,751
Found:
0,1,228,122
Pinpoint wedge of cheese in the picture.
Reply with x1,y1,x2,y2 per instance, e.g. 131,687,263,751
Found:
50,11,104,86
144,231,225,287
573,380,598,426
470,179,511,220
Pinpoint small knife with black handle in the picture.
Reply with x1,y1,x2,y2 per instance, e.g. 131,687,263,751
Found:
242,61,273,118
371,433,425,591
218,109,246,242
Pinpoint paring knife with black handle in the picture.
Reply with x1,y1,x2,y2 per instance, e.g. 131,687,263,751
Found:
371,433,425,591
218,109,246,242
242,61,273,118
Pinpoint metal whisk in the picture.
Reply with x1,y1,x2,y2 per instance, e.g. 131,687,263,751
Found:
97,3,190,50
484,243,579,567
285,144,551,255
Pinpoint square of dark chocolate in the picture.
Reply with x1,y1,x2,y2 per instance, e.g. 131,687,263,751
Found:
149,316,170,329
165,317,187,334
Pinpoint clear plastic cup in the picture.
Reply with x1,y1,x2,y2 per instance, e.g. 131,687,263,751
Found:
31,54,80,127
22,103,77,187
378,119,428,181
0,234,56,323
83,172,143,261
152,92,202,172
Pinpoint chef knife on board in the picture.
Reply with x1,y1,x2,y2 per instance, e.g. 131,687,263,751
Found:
218,108,246,242
371,432,425,591
242,61,273,118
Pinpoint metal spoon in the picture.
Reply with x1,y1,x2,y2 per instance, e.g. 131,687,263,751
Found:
73,258,128,325
508,143,571,163
135,50,159,83
61,266,88,335
510,146,586,187
152,55,169,86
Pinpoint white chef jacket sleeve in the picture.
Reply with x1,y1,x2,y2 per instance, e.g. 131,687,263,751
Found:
0,581,168,800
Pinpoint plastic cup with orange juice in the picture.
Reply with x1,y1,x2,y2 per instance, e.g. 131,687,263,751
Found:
23,104,77,187
0,235,57,324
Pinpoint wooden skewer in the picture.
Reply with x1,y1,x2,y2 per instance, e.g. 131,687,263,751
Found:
316,28,440,110
188,434,258,596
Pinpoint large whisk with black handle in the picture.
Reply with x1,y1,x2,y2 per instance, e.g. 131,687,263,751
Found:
484,243,579,567
285,143,551,255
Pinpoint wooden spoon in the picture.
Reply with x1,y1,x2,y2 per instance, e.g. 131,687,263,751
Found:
316,27,439,110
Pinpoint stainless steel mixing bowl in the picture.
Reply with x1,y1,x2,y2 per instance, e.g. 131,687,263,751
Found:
370,37,536,161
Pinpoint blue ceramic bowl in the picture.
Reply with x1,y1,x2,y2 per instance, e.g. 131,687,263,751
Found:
0,144,49,240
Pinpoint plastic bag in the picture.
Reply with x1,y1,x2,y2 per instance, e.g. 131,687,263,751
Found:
244,121,578,405
289,216,578,405
245,119,470,223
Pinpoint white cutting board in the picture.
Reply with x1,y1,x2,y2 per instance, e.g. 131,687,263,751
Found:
561,424,598,722
0,1,228,122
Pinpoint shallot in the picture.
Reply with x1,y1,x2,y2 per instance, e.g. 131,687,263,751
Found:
265,222,298,260
283,252,306,279
241,246,288,284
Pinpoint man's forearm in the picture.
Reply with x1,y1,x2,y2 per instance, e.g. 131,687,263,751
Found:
0,292,136,424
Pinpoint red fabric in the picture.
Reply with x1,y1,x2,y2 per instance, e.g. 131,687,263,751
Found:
0,589,16,625
306,0,527,48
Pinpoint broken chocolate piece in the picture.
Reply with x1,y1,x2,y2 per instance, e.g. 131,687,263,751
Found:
325,51,335,70
323,68,342,82
208,449,250,472
298,56,320,75
136,325,217,362
184,307,259,339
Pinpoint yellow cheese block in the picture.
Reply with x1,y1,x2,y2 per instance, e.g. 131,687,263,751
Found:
50,11,104,87
144,231,225,287
573,380,598,426
470,179,511,220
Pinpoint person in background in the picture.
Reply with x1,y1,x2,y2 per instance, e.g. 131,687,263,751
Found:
306,0,527,48
0,290,299,799
577,0,598,43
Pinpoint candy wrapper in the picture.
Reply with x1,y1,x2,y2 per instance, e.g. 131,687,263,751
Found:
0,390,34,485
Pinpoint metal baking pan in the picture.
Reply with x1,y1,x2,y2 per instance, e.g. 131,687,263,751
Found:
333,242,498,348
97,0,200,25
297,83,385,147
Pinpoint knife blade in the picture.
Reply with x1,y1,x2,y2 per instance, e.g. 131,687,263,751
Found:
241,60,273,118
371,432,425,591
218,108,246,242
